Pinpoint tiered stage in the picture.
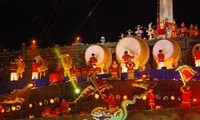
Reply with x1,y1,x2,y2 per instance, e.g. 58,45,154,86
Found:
0,76,200,119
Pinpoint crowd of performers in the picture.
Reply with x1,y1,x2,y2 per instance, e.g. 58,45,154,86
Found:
131,18,200,40
5,51,196,119
5,19,200,118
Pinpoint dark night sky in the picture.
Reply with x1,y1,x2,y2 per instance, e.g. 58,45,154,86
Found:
0,0,199,50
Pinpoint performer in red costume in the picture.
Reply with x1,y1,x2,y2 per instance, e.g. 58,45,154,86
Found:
188,23,195,37
31,59,39,79
193,24,200,37
125,61,135,80
109,60,121,80
146,88,156,109
179,22,188,38
60,99,69,116
157,49,165,69
193,46,200,67
55,62,64,77
88,53,98,68
180,85,192,108
156,18,169,39
41,106,52,117
122,51,134,65
102,92,116,109
51,107,61,116
170,19,178,39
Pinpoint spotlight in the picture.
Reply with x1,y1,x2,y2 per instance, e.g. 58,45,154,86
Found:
123,95,128,100
142,95,147,100
75,88,80,94
39,102,43,106
94,94,99,99
50,99,54,104
29,103,33,108
171,95,175,100
11,106,16,111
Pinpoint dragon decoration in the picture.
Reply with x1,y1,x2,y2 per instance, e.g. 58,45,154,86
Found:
74,76,154,120
90,91,148,120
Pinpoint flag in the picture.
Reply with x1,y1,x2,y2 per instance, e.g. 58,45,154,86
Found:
73,85,96,102
90,78,112,93
74,78,112,102
132,82,156,90
176,65,196,84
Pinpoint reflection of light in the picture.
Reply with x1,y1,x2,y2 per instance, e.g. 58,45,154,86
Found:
50,99,54,104
1,109,5,113
193,98,197,102
29,103,33,108
171,95,175,100
163,96,168,101
34,102,38,107
142,95,147,100
5,107,10,112
44,100,48,105
16,105,21,111
142,74,147,79
94,94,99,99
27,82,35,88
156,105,162,109
115,94,121,100
156,94,161,100
177,96,181,101
123,95,128,100
54,97,59,103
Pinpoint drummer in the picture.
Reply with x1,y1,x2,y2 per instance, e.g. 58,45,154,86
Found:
157,49,165,69
193,46,200,67
122,51,134,65
88,53,98,68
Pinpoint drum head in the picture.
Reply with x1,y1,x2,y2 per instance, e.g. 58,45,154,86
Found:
116,37,141,62
153,39,173,59
85,45,105,65
192,43,200,54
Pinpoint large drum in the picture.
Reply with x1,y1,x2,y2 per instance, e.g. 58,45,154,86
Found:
85,44,112,73
116,36,150,71
192,43,200,54
152,39,181,69
192,43,200,65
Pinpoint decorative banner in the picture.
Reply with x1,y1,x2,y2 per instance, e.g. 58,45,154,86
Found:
176,65,197,85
